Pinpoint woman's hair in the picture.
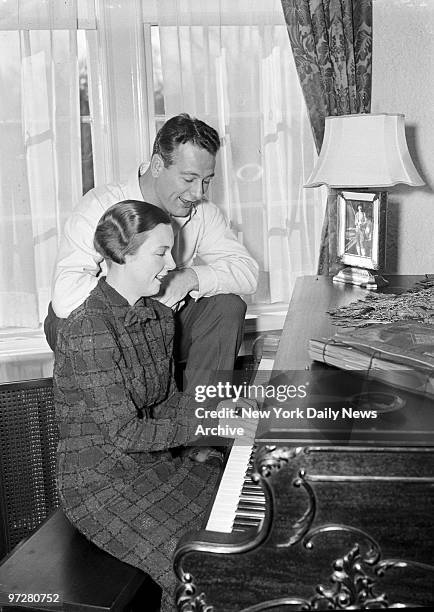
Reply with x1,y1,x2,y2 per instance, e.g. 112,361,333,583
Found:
152,113,220,167
94,200,171,264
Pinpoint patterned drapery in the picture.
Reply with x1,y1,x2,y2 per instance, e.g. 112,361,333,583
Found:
280,0,372,273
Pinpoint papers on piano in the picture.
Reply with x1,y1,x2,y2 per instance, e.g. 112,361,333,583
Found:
309,322,434,399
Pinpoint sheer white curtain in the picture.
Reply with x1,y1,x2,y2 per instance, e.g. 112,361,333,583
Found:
154,0,326,304
0,0,82,328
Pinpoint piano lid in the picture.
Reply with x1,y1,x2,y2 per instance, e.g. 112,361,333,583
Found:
255,367,434,447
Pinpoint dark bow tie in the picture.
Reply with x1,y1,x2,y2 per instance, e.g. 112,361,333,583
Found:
124,303,156,327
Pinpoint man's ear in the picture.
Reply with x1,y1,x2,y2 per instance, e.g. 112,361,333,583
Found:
151,154,164,177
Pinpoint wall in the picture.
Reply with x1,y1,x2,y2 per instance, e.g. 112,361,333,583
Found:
372,0,434,274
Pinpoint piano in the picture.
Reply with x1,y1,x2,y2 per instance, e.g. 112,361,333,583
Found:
173,276,434,611
204,356,274,535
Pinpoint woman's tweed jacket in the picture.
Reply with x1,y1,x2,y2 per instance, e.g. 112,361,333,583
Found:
54,278,219,608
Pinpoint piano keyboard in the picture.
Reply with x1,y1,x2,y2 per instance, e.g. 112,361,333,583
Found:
206,357,275,533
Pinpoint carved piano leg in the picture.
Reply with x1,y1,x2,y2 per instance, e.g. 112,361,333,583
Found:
174,445,434,611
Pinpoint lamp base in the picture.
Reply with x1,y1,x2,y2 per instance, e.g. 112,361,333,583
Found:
333,267,388,290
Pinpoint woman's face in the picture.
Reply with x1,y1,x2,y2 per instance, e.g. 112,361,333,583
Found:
125,223,175,296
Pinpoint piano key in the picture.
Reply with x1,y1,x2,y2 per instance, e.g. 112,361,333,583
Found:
233,513,262,524
240,492,263,501
205,356,273,533
237,503,266,513
237,504,264,514
234,510,265,519
206,444,256,532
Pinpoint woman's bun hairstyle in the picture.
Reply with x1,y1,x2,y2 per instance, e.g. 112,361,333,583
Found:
94,200,171,264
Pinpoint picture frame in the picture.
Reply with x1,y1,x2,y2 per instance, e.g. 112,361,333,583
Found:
336,190,386,271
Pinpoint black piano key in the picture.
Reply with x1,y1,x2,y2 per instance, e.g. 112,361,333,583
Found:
233,450,266,531
233,516,262,528
234,501,264,514
235,510,265,519
240,495,264,503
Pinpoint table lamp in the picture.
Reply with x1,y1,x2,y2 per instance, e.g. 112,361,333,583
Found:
305,113,425,288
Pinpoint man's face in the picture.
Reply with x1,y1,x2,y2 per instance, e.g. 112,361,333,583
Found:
153,142,216,217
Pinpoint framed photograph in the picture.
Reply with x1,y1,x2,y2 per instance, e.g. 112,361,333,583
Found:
337,191,386,271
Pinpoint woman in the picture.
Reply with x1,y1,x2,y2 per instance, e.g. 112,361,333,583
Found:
354,204,367,256
54,200,223,611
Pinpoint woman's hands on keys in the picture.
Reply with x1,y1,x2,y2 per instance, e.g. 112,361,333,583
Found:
217,397,259,440
183,399,258,462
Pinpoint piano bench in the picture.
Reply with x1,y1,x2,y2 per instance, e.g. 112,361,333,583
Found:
0,509,162,612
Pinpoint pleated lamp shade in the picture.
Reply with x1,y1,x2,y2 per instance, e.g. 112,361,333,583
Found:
305,113,425,189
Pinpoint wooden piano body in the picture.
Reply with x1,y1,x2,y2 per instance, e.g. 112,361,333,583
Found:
174,276,434,611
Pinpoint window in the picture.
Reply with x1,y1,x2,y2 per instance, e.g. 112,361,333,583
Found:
78,30,94,195
0,27,95,330
0,0,324,333
145,20,324,306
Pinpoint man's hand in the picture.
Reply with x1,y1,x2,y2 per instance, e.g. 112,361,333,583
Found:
156,268,199,309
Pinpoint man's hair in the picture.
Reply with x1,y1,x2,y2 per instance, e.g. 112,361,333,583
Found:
94,200,171,265
152,113,220,167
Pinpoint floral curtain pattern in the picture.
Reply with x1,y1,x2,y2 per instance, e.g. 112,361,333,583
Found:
280,0,372,272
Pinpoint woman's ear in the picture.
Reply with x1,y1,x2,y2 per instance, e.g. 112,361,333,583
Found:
151,154,164,178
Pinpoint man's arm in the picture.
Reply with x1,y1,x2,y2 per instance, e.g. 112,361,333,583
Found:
190,202,259,298
156,204,258,308
156,268,199,308
51,194,108,318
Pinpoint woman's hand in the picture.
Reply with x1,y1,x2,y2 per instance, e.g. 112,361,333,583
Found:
217,397,259,440
186,446,224,463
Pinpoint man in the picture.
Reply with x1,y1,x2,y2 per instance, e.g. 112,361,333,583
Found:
45,113,258,393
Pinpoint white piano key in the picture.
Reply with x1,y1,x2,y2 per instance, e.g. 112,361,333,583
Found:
206,444,255,532
206,357,273,533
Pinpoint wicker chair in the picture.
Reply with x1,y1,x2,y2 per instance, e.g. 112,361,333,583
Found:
0,378,59,558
